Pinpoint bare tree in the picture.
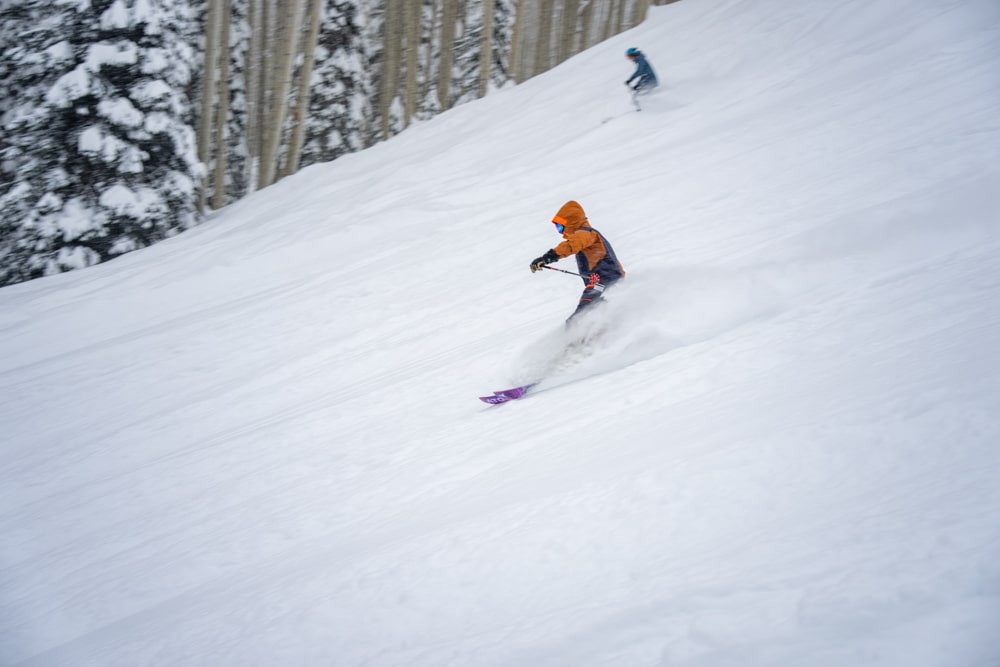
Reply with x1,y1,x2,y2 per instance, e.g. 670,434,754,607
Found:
606,0,620,40
508,0,525,83
579,0,595,50
258,0,306,189
380,0,403,139
634,0,652,24
616,0,629,32
243,0,264,195
284,0,324,177
424,0,439,104
558,0,579,64
437,0,457,108
197,0,223,212
211,0,232,209
403,0,420,124
478,0,494,97
533,0,555,75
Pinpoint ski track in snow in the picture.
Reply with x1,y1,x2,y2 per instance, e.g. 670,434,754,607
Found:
2,0,1000,665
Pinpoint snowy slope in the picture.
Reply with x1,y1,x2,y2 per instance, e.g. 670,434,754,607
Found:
3,0,1000,665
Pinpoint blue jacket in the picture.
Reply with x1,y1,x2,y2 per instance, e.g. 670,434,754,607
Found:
626,52,658,88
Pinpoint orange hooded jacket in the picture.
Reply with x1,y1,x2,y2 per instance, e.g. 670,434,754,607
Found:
550,200,625,284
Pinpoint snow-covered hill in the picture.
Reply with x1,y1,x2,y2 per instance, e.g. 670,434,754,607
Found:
3,0,1000,665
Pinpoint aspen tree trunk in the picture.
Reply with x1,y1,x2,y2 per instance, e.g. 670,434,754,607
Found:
604,0,622,39
478,0,494,97
284,0,323,177
508,0,524,83
635,0,651,24
424,0,438,101
596,0,609,42
211,0,231,209
533,0,554,75
437,0,456,109
244,0,263,195
558,0,579,64
258,0,306,189
197,0,222,212
403,0,420,125
608,0,625,37
380,0,403,139
516,1,535,79
580,0,595,50
212,2,232,210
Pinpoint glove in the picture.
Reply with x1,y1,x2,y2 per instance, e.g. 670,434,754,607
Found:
530,249,559,273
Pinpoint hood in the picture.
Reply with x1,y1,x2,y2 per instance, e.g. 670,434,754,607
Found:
552,200,589,233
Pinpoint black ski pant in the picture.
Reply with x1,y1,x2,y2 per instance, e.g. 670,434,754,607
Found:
566,278,619,323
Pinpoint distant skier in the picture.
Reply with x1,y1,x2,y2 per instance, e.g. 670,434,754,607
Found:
529,200,626,321
624,47,658,94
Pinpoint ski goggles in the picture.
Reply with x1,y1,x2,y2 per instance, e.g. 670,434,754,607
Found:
552,216,567,233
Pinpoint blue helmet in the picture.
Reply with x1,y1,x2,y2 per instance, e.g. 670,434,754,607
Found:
626,47,639,57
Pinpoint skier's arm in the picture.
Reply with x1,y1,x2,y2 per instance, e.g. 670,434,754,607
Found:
553,229,597,257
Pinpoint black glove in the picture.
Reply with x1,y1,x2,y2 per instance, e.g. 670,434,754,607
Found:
530,249,559,273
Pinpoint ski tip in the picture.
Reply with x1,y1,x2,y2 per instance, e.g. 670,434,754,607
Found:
480,394,513,405
480,383,537,404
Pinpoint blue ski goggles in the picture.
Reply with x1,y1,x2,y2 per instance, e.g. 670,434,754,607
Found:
553,221,565,233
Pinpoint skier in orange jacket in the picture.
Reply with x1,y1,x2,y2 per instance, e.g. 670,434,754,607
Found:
530,200,625,320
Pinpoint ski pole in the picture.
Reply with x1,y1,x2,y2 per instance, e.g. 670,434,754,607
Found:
542,265,605,291
541,265,587,278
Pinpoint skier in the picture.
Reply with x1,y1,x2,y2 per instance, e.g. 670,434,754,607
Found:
624,47,658,93
529,200,626,322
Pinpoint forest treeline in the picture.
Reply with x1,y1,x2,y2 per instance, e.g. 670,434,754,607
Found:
0,0,677,286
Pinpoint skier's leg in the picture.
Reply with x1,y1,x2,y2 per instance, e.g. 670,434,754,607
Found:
566,286,605,324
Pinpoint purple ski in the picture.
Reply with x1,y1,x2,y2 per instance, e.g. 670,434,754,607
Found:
479,384,536,404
